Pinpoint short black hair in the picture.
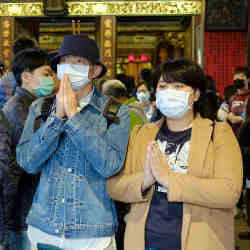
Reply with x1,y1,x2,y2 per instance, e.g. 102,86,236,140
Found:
136,81,149,92
11,48,48,87
224,85,237,104
13,37,36,55
160,58,208,116
234,67,249,78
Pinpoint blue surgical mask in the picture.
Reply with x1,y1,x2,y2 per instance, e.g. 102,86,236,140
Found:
156,89,191,119
57,64,89,90
136,91,150,103
34,77,55,97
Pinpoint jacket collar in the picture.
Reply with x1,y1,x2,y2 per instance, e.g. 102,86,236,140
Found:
87,86,107,113
15,87,37,106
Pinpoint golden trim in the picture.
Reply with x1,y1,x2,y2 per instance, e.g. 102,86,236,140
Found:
0,1,202,17
68,1,202,16
0,3,43,16
118,26,184,32
39,27,95,33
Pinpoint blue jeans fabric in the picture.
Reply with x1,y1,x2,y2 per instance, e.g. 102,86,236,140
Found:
5,230,31,250
146,248,158,250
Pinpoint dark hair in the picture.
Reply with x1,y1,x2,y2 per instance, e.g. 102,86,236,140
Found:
223,85,237,104
161,58,208,117
48,50,58,73
11,48,48,87
151,64,162,91
140,68,152,89
116,74,134,96
136,81,149,92
205,75,217,92
199,90,221,121
0,62,6,76
13,37,36,55
234,67,249,78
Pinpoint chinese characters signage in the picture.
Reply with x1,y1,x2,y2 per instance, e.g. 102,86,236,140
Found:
101,16,116,79
1,17,13,70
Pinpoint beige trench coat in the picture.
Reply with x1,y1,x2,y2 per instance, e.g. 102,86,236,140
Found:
107,116,243,250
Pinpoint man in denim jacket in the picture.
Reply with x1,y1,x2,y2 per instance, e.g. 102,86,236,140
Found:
16,35,130,250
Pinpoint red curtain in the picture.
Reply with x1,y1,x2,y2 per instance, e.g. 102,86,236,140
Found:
204,32,246,97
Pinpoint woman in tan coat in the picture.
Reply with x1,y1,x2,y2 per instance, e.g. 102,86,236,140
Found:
107,59,242,250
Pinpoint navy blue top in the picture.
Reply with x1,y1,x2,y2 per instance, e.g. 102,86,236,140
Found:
145,122,191,250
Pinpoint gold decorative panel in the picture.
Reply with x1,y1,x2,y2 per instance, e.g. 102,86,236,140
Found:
101,16,116,79
67,1,202,16
0,1,202,16
1,17,14,69
0,3,43,16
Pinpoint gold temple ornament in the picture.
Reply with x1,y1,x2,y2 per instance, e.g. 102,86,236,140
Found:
0,1,202,17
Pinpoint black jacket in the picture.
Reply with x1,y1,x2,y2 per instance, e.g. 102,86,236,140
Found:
0,110,12,241
238,119,250,181
2,87,40,231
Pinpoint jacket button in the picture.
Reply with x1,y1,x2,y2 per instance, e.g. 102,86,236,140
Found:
55,229,59,233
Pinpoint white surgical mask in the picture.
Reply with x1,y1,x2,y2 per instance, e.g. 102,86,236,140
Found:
136,91,150,103
57,64,90,90
156,89,191,119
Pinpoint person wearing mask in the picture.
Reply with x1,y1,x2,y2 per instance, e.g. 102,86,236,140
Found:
2,48,58,250
136,82,154,121
107,58,242,250
0,37,37,108
16,34,130,250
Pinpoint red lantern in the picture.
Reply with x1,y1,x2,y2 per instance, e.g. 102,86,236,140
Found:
141,54,148,62
128,54,135,62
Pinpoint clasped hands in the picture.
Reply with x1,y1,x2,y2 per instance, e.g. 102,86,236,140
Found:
56,73,78,119
142,141,169,192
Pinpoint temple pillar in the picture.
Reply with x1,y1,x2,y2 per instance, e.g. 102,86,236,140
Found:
0,17,14,70
100,16,116,79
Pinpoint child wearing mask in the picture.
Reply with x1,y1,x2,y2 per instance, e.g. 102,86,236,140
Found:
2,48,58,250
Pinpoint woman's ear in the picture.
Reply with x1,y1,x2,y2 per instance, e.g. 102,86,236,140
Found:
89,65,103,79
194,89,200,102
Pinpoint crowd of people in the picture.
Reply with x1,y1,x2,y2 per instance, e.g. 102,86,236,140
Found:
0,34,247,250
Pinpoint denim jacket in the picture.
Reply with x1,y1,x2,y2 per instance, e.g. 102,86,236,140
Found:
16,88,130,239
